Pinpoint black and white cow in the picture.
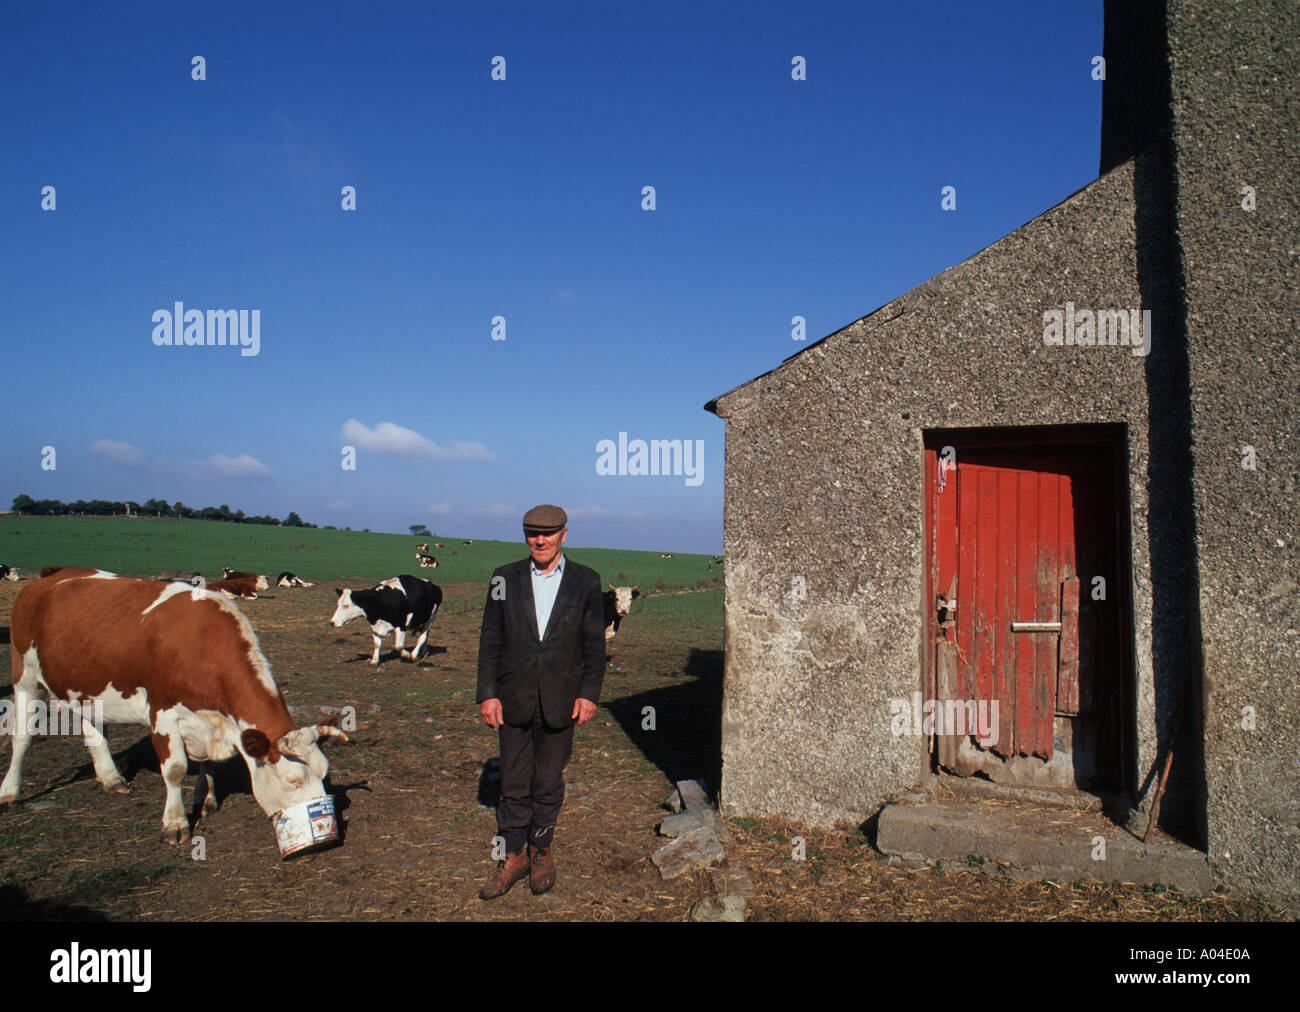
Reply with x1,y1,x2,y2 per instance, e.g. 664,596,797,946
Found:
0,565,20,582
276,572,315,587
416,553,438,569
603,582,641,642
329,574,442,666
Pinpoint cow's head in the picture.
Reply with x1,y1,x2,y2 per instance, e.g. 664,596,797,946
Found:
329,588,364,627
240,723,348,817
607,582,641,617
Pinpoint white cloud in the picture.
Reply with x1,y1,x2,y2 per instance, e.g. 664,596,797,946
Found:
200,454,273,478
474,503,519,518
568,506,646,521
341,419,491,462
156,453,273,478
427,501,453,516
567,506,616,520
94,440,270,478
91,439,146,467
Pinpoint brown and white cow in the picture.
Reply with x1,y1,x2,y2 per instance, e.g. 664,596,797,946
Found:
416,553,438,569
208,576,259,599
221,568,269,591
603,582,641,642
0,568,347,843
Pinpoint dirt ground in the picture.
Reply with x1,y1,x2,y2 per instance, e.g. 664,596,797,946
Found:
0,580,1286,922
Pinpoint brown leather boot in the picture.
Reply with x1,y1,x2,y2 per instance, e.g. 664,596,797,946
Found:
529,844,556,895
479,849,529,900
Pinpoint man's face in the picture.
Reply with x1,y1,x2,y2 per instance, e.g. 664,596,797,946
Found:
527,527,566,571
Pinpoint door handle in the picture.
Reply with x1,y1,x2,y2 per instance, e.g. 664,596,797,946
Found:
1011,621,1061,632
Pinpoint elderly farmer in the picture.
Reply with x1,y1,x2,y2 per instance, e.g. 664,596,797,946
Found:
475,504,607,899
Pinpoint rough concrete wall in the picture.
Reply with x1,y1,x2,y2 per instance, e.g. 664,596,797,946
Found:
1167,0,1300,910
713,164,1161,828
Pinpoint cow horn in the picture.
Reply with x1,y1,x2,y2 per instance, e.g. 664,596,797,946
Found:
277,735,305,760
316,724,349,743
632,582,641,590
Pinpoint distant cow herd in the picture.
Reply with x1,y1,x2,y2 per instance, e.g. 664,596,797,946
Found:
0,538,658,850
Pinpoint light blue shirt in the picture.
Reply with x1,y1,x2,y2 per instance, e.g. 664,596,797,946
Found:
531,554,565,640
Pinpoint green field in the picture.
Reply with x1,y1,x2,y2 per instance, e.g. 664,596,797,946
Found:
0,515,724,590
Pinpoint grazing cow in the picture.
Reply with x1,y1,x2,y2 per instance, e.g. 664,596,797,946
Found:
0,568,347,844
208,576,259,599
329,574,442,666
433,542,444,549
711,556,723,564
276,572,314,588
221,569,269,591
0,565,19,582
462,540,474,546
415,543,429,553
603,582,641,642
416,553,438,569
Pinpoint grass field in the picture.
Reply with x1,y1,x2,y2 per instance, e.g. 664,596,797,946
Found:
0,515,724,590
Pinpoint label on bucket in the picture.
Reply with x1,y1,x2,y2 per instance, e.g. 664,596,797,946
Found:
275,795,338,858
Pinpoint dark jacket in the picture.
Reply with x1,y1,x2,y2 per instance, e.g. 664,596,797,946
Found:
476,556,607,727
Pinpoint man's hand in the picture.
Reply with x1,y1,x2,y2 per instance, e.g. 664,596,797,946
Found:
571,697,598,726
479,698,503,729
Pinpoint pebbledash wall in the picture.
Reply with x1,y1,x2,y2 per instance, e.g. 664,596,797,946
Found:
705,0,1298,910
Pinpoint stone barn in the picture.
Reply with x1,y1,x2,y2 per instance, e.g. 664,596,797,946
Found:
705,0,1298,911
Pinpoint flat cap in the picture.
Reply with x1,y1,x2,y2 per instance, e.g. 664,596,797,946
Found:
522,504,567,534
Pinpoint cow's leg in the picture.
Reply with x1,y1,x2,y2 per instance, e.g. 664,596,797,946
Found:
81,709,128,794
414,603,440,660
196,764,219,816
370,633,383,666
393,628,408,659
410,617,435,661
150,718,190,844
0,691,34,809
1,646,45,808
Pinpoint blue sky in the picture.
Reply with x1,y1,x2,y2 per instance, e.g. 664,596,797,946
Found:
0,0,1103,553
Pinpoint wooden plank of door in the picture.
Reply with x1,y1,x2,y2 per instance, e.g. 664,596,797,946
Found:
1059,576,1081,715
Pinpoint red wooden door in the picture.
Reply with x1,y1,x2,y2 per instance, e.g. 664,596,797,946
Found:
926,435,1121,788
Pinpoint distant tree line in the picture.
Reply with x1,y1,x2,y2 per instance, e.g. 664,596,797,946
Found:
9,494,314,528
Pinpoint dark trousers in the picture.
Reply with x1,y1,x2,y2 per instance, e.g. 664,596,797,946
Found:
497,703,574,854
